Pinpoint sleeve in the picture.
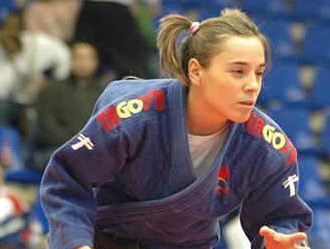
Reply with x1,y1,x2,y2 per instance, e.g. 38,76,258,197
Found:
240,156,313,249
39,106,132,249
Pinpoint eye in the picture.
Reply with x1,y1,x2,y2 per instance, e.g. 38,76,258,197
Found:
255,70,265,78
232,69,245,77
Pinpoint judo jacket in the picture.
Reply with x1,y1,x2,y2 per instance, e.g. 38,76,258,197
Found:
40,79,312,249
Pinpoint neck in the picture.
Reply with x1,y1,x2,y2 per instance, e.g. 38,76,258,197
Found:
186,88,229,136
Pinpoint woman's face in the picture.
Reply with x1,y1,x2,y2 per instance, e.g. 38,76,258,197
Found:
71,43,99,79
191,36,266,123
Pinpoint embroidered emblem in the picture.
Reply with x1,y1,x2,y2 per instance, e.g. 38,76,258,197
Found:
98,89,166,132
283,174,299,197
217,166,230,196
71,134,94,151
116,99,144,118
245,113,297,165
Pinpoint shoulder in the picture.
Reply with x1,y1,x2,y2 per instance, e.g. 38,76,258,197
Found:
93,78,177,133
96,78,175,109
239,107,297,166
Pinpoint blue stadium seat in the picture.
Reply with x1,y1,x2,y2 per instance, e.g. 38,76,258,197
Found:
160,5,185,17
0,126,24,170
267,108,314,151
311,68,330,108
179,0,235,10
320,114,330,155
162,0,236,19
299,155,330,205
298,155,330,248
308,209,330,249
257,19,296,59
241,0,290,17
0,126,42,183
241,0,265,13
205,0,236,9
303,24,330,65
258,63,306,106
5,169,42,184
160,0,185,16
296,0,330,21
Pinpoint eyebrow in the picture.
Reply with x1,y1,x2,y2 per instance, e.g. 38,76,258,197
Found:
227,61,266,68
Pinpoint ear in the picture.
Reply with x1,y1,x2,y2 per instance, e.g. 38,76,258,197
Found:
188,58,203,86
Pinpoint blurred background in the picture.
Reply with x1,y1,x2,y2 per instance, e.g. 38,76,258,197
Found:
0,0,329,249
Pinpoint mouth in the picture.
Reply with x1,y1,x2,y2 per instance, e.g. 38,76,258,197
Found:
238,100,255,107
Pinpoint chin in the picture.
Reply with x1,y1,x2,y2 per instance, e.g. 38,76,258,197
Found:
230,112,252,123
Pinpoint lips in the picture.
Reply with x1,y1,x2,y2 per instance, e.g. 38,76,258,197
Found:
239,100,255,106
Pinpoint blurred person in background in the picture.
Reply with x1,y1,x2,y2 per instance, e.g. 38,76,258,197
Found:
130,0,162,77
0,10,70,132
0,10,70,105
24,0,81,44
32,42,110,171
73,0,160,79
0,164,28,249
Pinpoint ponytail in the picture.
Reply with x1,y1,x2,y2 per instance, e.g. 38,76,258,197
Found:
157,8,271,86
157,14,192,85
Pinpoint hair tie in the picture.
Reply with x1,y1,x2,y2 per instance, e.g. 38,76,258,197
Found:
189,22,200,35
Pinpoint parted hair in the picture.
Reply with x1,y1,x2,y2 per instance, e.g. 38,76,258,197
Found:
157,8,271,85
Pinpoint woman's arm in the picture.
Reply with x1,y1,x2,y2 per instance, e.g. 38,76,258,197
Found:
40,105,130,249
240,157,312,249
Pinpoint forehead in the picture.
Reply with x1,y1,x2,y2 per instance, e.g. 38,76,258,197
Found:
213,36,265,66
72,44,97,55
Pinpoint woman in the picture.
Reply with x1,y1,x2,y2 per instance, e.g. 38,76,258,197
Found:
40,8,312,249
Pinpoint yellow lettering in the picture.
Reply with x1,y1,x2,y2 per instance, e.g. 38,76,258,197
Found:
262,124,275,144
116,101,132,118
272,132,286,150
127,99,143,114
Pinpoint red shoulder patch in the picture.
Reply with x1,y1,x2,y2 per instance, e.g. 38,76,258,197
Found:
97,89,166,132
245,113,297,165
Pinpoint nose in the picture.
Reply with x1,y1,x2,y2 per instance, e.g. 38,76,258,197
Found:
243,74,260,93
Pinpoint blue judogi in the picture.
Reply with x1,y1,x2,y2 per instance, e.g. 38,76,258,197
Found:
40,79,312,249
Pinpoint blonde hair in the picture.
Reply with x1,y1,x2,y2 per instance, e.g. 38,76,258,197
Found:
157,8,271,85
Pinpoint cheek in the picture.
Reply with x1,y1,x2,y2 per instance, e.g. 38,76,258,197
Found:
212,81,240,98
203,82,232,107
201,72,240,103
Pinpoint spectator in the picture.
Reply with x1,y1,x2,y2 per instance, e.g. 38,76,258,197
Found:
0,10,70,105
24,0,81,43
131,0,161,50
0,164,28,248
73,0,159,79
32,42,109,170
